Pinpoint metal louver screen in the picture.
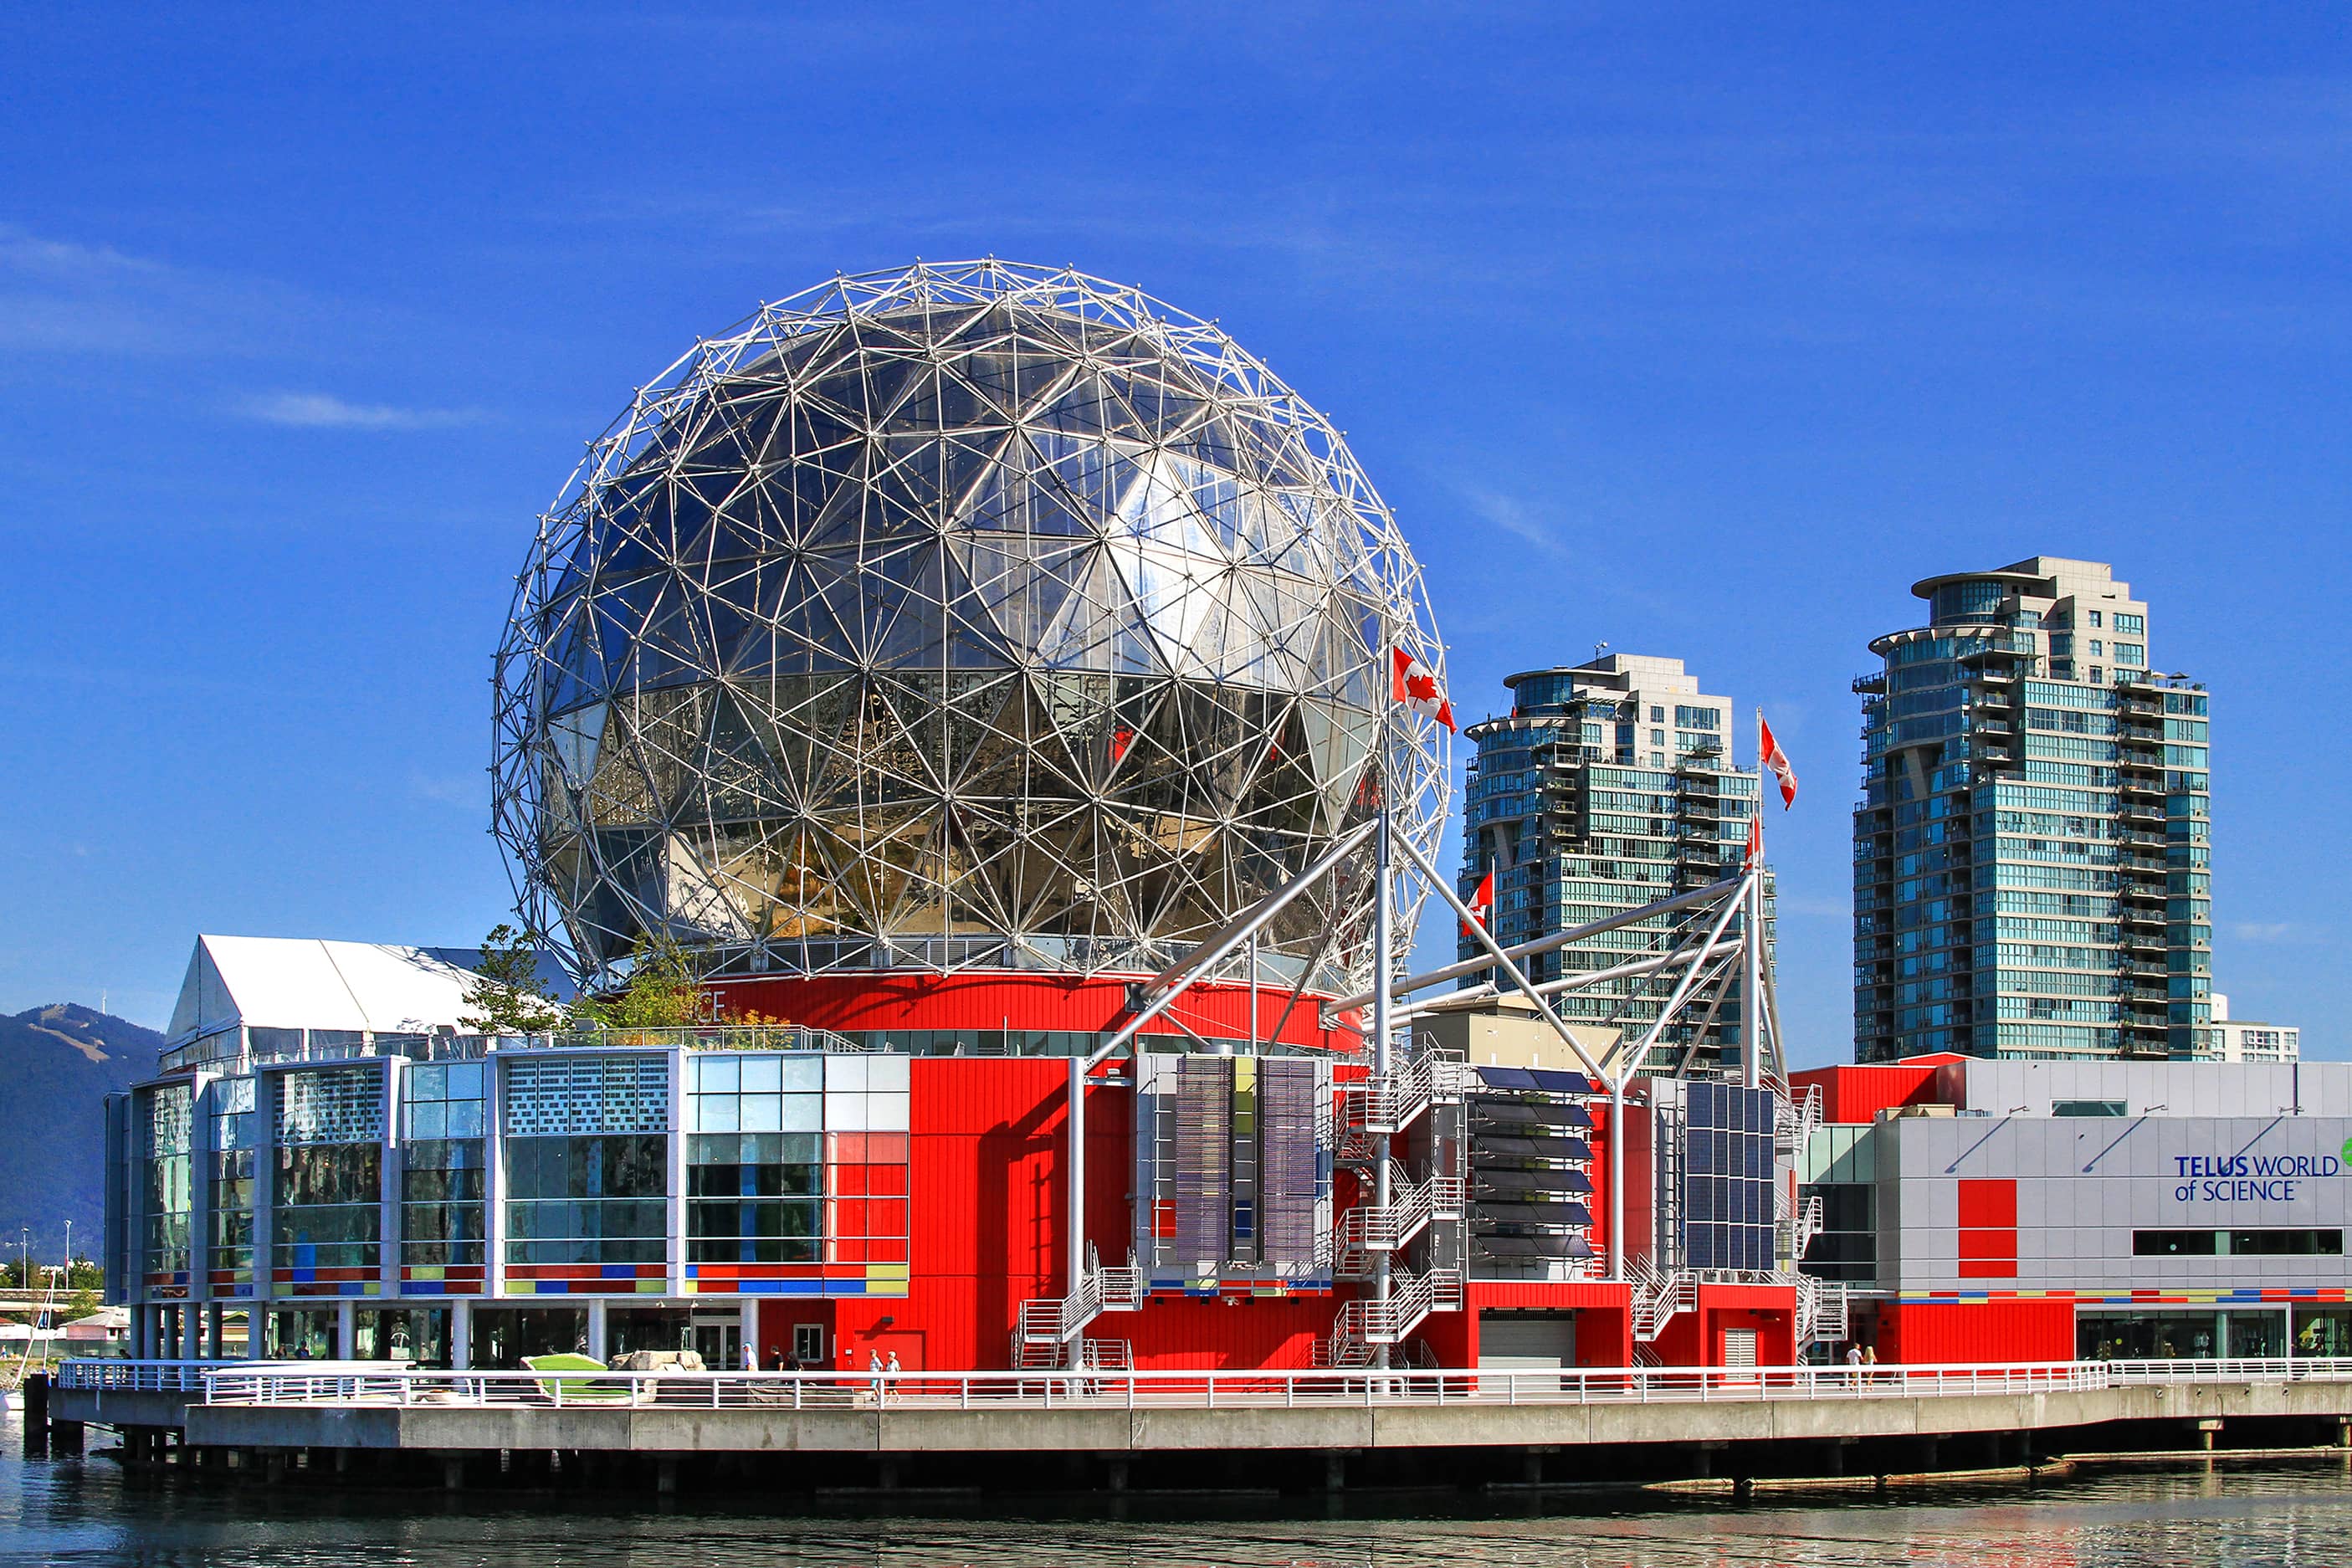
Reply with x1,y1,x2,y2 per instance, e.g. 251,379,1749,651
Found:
1258,1060,1319,1269
1174,1058,1232,1267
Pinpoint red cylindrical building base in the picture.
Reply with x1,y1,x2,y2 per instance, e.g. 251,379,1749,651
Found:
704,971,1360,1055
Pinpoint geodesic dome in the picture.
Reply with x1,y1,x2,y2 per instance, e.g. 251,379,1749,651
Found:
492,260,1448,995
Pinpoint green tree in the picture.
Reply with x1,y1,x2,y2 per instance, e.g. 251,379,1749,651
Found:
574,934,703,1031
461,923,570,1033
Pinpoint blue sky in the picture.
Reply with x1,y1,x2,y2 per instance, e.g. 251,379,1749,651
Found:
3,5,2345,1063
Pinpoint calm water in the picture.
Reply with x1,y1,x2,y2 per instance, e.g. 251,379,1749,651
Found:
7,1411,2351,1567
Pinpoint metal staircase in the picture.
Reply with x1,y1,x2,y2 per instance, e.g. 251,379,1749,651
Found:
1334,1161,1468,1276
1013,1248,1143,1367
1627,1253,1698,1342
1770,1077,1822,1160
1336,1049,1467,1161
1796,1272,1849,1348
1779,1192,1824,1268
1319,1267,1464,1367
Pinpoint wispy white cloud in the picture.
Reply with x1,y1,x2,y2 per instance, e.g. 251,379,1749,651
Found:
0,223,328,358
0,230,164,283
1459,487,1566,555
407,769,480,809
2232,920,2317,945
239,392,489,430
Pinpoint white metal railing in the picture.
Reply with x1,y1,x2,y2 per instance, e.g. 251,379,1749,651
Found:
188,1360,2119,1412
54,1359,396,1393
53,1359,213,1392
1332,1267,1463,1350
1781,1193,1824,1265
1342,1051,1469,1146
59,1357,2352,1414
160,1023,874,1075
2109,1357,2352,1384
1335,1163,1468,1274
1794,1273,1849,1347
1017,1257,1144,1349
1774,1079,1822,1158
1627,1253,1698,1341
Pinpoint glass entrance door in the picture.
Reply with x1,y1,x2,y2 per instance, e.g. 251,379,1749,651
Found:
691,1317,740,1370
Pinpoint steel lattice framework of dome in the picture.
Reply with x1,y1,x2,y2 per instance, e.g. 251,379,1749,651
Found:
492,259,1449,998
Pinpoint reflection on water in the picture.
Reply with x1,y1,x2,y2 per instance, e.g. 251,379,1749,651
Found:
5,1412,2350,1567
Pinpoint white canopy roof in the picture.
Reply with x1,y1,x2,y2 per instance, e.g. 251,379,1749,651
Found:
165,935,572,1047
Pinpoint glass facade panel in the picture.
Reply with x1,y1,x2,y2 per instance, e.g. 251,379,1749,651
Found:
141,1082,194,1291
504,1133,669,1266
401,1063,487,1279
205,1076,257,1288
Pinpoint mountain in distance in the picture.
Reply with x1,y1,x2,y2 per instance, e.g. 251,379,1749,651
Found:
0,1003,161,1266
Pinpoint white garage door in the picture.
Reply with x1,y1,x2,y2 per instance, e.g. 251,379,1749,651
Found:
1479,1314,1576,1369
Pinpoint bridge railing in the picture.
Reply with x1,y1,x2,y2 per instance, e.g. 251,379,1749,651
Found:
187,1360,2117,1411
53,1360,214,1393
64,1356,2352,1412
2109,1356,2352,1384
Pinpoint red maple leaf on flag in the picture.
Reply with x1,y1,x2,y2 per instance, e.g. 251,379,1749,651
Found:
1391,647,1455,731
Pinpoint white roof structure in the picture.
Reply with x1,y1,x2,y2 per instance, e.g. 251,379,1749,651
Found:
165,935,571,1047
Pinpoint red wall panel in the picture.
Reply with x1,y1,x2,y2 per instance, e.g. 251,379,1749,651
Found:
1791,1064,1954,1125
1575,1307,1632,1368
1647,1284,1797,1367
1878,1299,2073,1365
1956,1177,2018,1277
1417,1307,1474,1367
893,1058,1150,1370
1956,1178,2016,1228
1123,1295,1335,1370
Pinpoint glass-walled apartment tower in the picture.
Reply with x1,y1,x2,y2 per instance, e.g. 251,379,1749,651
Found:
1458,654,1772,1074
1852,558,2212,1063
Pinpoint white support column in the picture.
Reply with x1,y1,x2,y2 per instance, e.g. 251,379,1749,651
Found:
1609,1079,1628,1283
186,1072,215,1351
1371,807,1393,1371
667,1048,688,1300
1248,930,1259,1052
251,1074,277,1355
450,1297,474,1370
336,1299,356,1360
587,1295,609,1363
484,1052,508,1301
1065,1050,1087,1372
382,1058,405,1301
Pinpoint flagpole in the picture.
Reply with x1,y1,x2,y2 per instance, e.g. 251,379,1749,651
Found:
1745,713,1765,1090
1371,796,1393,1371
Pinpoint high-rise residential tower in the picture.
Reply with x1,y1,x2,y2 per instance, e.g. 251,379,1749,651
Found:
1852,558,2213,1063
1458,654,1772,1074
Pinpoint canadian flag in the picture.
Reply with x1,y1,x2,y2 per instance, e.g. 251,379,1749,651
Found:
1461,868,1494,938
1745,813,1764,870
1391,647,1455,731
1758,714,1798,809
